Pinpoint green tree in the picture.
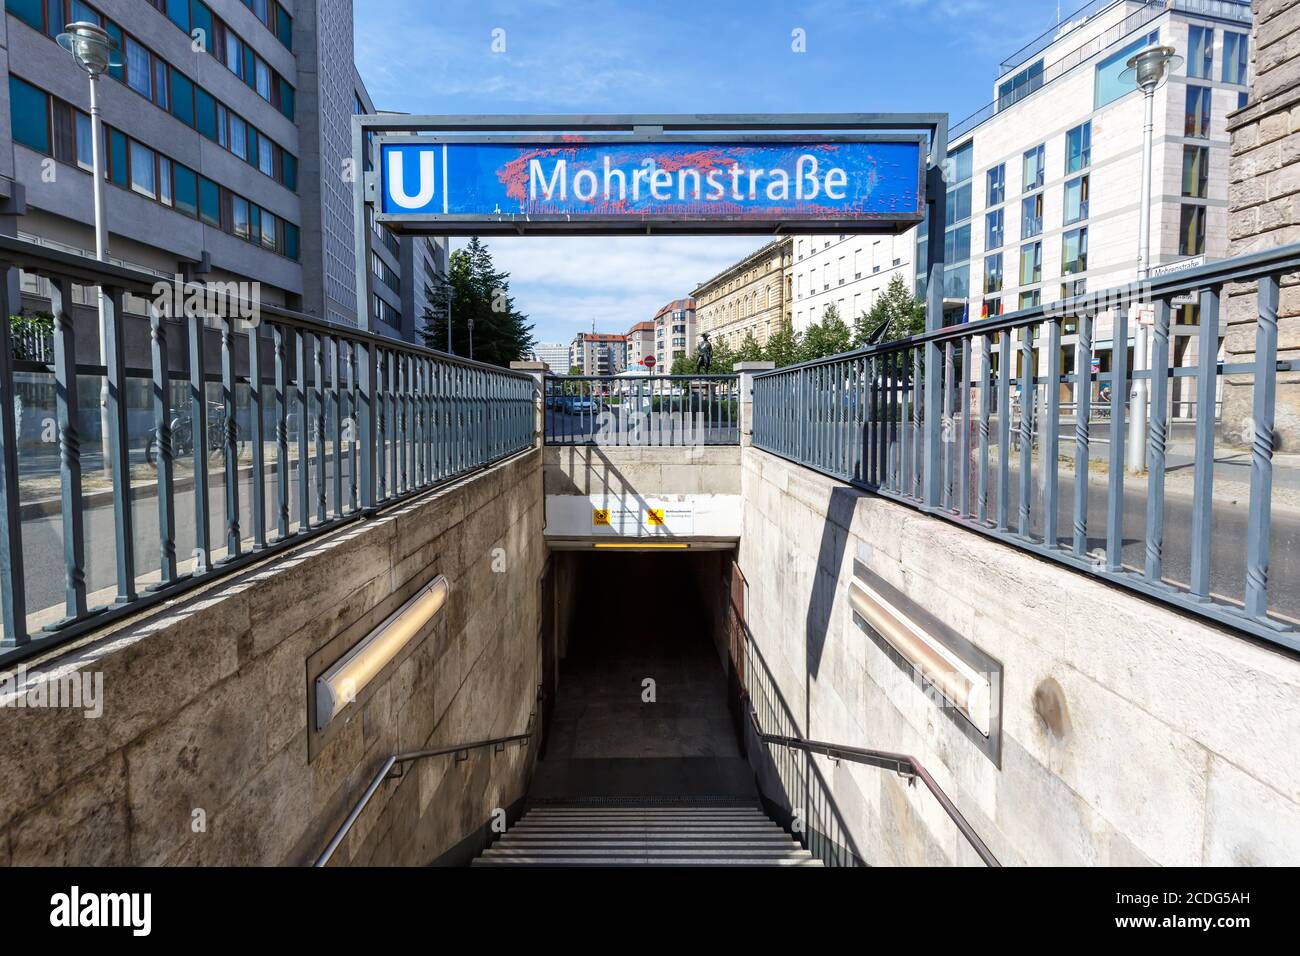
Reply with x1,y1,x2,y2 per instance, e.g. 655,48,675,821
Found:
735,330,764,364
418,237,536,366
798,304,852,363
763,319,801,368
851,274,926,346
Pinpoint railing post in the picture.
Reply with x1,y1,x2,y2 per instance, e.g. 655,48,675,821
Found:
49,278,87,622
922,146,947,509
510,361,546,447
1244,275,1279,620
357,339,376,510
103,286,136,602
735,362,774,449
0,262,27,645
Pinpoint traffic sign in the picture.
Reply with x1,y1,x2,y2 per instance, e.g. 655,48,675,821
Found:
644,355,656,369
376,137,926,233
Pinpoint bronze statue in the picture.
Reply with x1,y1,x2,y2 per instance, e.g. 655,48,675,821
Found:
696,332,713,374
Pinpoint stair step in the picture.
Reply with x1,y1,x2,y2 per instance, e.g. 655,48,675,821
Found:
492,840,800,850
473,856,823,867
483,847,810,858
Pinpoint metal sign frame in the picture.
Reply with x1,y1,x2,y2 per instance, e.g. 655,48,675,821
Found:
369,131,930,236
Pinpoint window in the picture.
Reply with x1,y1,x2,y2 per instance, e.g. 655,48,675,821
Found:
982,298,1003,319
257,136,275,179
8,0,42,31
226,32,243,78
170,70,195,127
949,141,974,184
945,182,971,225
74,111,93,171
1182,145,1209,198
987,164,1005,206
1021,193,1043,239
1019,290,1041,309
1188,25,1214,80
9,77,50,153
195,88,218,141
130,140,156,198
154,59,169,109
126,36,152,98
108,127,129,188
1023,144,1045,191
1179,204,1206,256
159,157,173,206
986,209,1004,249
1064,175,1089,224
1062,228,1087,275
998,59,1043,111
1185,86,1212,138
173,163,198,217
229,114,247,160
943,263,970,300
199,176,220,226
1066,122,1091,173
1020,242,1042,286
232,195,250,239
1096,31,1160,108
984,254,1003,294
192,2,213,47
166,0,190,32
254,58,271,100
261,209,277,250
1223,32,1249,85
944,223,971,263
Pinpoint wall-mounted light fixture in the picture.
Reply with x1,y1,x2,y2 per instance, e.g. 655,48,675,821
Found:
848,578,992,737
315,575,450,731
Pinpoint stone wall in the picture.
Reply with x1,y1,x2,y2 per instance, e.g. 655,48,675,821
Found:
739,447,1300,865
0,449,545,866
1225,0,1300,449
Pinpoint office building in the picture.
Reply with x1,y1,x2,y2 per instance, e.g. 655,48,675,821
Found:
651,297,696,369
790,232,914,333
2,0,443,341
931,0,1252,411
692,239,790,354
529,341,569,372
569,332,627,375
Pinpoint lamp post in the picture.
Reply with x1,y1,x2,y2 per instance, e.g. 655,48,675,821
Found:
57,22,120,473
1122,44,1181,474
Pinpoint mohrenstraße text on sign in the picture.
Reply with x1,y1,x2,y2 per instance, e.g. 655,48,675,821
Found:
378,141,923,225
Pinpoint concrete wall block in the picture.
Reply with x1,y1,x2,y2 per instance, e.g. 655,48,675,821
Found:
1203,754,1300,865
8,752,131,866
1257,1,1300,51
1267,161,1300,201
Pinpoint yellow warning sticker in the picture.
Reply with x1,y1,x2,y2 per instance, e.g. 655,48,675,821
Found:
592,509,611,527
646,508,666,526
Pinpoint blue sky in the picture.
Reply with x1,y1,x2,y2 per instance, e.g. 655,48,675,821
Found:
354,0,1070,344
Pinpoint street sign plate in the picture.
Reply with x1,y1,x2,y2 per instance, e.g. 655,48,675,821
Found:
376,135,925,235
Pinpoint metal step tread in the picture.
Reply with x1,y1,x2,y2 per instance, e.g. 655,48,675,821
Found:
472,856,824,867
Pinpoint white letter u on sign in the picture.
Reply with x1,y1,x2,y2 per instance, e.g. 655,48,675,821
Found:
386,150,436,210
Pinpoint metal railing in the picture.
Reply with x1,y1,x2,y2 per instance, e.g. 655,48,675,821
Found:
543,374,739,446
746,704,1000,866
752,243,1300,653
0,236,536,666
314,719,535,866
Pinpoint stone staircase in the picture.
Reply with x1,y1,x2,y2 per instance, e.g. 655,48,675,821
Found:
472,803,822,867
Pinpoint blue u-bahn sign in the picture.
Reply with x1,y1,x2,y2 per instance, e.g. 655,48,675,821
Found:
374,136,925,235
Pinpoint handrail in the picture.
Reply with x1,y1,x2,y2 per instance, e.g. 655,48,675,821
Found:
746,705,1001,867
0,234,531,380
314,718,535,867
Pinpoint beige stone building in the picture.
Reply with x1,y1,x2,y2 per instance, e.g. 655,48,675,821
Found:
1226,0,1300,450
691,238,793,352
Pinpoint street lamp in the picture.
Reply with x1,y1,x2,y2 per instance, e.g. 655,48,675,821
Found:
1120,44,1181,474
57,22,121,473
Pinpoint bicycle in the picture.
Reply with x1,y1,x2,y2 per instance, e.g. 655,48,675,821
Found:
145,402,243,466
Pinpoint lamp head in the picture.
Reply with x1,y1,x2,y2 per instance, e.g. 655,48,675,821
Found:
57,22,120,78
1120,45,1182,93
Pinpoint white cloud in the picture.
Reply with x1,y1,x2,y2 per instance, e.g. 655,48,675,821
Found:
458,236,770,341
